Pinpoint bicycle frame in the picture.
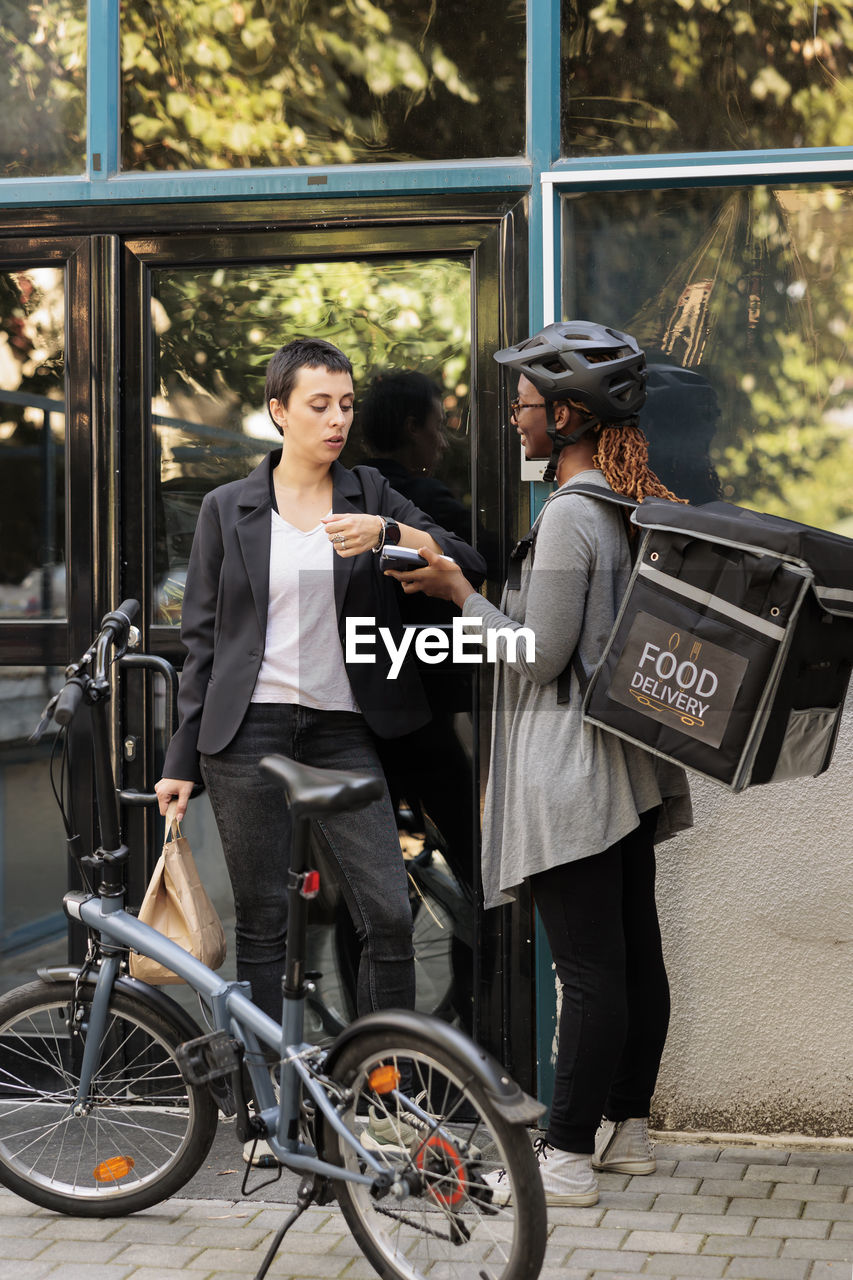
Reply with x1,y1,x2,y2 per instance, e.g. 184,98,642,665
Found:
62,622,398,1191
64,873,397,1191
52,607,541,1212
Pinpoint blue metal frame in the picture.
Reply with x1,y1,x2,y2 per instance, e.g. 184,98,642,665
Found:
526,0,561,332
1,161,534,208
0,0,847,218
87,0,119,181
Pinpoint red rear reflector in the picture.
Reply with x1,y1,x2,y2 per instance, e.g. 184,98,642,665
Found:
301,870,320,899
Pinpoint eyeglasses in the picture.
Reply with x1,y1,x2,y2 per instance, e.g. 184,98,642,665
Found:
510,398,546,417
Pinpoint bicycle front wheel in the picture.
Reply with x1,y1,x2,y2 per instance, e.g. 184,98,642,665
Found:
325,1029,547,1280
0,979,218,1216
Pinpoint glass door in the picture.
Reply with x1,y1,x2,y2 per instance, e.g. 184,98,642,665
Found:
0,236,95,988
117,215,528,1065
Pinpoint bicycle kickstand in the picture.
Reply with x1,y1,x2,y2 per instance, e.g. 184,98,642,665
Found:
252,1175,319,1280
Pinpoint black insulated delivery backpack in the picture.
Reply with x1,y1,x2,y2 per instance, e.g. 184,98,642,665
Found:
561,484,853,792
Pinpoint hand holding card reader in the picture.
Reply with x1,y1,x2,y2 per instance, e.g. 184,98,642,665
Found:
380,546,429,572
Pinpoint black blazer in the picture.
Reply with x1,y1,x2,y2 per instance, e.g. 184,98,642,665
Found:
163,451,487,782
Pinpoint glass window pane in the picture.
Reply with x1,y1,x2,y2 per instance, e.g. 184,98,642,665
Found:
0,268,66,618
0,1,86,178
0,666,68,986
151,256,472,622
561,1,853,156
560,184,853,533
121,1,525,170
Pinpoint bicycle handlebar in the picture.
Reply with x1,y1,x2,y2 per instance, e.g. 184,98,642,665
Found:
99,599,139,644
50,599,142,727
54,677,86,726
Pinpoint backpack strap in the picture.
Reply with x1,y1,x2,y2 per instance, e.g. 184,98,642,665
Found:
507,482,639,591
507,527,536,590
546,484,640,706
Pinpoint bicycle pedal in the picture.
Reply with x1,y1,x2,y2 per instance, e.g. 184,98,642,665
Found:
176,1031,242,1085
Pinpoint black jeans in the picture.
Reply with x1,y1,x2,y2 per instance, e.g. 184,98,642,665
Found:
530,807,670,1155
201,703,415,1023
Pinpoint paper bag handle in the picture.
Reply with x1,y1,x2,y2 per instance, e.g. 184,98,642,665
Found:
164,798,182,844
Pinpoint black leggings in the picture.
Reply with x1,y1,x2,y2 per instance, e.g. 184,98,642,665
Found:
530,808,670,1154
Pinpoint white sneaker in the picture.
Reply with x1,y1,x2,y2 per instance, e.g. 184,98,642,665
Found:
592,1116,656,1174
242,1138,278,1168
485,1136,599,1207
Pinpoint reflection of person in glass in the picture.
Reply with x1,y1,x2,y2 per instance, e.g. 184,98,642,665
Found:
358,371,487,1028
387,323,692,1208
358,371,490,874
639,363,723,505
154,338,486,1156
359,371,470,544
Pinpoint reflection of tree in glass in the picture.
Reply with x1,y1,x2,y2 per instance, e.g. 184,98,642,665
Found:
152,259,470,438
565,185,853,533
0,270,65,596
122,0,525,170
151,258,472,612
562,0,853,155
0,0,86,178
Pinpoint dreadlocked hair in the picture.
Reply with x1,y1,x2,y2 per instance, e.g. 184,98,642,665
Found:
562,396,685,503
592,422,686,504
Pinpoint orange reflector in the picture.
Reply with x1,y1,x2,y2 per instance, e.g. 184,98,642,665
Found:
93,1156,136,1182
368,1064,400,1094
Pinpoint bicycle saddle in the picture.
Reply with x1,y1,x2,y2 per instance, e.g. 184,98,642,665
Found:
260,754,385,818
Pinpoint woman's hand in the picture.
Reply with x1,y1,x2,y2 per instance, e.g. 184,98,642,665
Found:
154,777,195,822
322,513,384,557
384,546,476,608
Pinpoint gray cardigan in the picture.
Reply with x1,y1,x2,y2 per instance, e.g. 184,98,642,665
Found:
464,469,692,909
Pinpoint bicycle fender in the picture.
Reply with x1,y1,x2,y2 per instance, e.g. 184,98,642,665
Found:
37,965,206,1042
323,1009,545,1127
36,965,237,1117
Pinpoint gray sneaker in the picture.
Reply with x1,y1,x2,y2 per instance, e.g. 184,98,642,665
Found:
592,1116,656,1174
362,1104,423,1154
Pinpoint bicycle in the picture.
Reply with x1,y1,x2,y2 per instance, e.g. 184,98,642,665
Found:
0,601,548,1280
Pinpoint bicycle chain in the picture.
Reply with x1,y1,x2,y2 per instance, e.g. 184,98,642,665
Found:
373,1201,471,1244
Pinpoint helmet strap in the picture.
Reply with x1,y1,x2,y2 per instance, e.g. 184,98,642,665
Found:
541,403,598,482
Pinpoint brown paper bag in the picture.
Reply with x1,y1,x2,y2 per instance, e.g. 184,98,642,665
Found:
129,800,226,984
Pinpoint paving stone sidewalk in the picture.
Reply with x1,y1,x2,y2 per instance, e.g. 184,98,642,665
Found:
0,1138,850,1280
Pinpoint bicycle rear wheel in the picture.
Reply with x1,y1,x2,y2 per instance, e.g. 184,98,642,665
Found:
325,1029,547,1280
0,979,218,1216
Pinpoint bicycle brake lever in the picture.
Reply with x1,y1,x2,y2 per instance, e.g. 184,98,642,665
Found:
29,693,60,743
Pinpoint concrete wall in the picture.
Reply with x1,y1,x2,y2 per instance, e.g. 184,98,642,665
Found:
652,689,853,1137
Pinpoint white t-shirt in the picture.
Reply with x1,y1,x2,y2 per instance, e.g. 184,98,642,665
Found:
251,511,359,713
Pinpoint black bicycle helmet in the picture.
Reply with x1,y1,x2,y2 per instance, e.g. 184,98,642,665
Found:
494,321,647,479
494,321,648,422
